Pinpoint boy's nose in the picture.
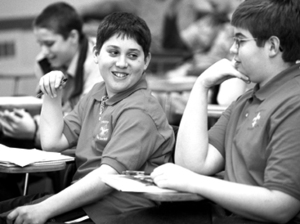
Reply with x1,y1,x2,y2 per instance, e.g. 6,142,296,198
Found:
116,57,128,68
41,45,51,56
229,42,238,55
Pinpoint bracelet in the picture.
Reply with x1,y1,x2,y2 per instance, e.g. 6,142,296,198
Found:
33,117,39,142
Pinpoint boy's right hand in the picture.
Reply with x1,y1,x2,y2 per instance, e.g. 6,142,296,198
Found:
198,58,250,90
38,71,66,98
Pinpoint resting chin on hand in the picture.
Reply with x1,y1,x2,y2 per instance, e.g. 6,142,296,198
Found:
0,109,36,140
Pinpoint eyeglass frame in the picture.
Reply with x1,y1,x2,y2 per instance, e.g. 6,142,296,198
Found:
232,36,284,52
232,37,257,51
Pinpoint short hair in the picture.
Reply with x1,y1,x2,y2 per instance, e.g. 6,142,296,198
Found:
95,12,151,59
231,0,300,63
33,2,83,40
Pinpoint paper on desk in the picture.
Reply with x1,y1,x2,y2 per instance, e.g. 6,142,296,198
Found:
0,144,74,167
101,174,177,193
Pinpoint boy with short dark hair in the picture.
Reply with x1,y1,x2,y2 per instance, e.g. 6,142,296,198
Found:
149,0,300,223
0,12,174,224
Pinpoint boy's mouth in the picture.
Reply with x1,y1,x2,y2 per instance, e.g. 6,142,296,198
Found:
112,72,129,78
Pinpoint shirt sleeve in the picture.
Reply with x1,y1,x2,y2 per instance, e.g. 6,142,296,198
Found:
208,102,234,158
264,99,300,200
101,109,159,174
63,93,89,147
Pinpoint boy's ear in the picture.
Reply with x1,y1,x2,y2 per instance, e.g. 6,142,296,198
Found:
268,36,281,57
93,45,99,64
143,53,151,71
69,30,79,44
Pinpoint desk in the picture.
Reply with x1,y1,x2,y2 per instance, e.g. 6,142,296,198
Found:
147,76,196,93
142,191,203,202
0,161,67,195
207,104,227,118
102,174,204,202
0,96,42,115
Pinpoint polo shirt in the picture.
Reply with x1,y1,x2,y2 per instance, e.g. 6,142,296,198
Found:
62,77,175,223
209,64,300,204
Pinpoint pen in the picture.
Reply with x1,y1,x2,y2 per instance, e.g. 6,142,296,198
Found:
122,170,155,185
36,77,68,98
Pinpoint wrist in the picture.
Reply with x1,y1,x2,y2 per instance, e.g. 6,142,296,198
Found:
32,117,39,142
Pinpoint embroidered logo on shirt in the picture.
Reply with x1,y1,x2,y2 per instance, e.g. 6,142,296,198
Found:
97,120,110,141
252,112,261,127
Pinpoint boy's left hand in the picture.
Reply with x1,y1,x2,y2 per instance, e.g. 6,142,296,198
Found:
6,204,49,224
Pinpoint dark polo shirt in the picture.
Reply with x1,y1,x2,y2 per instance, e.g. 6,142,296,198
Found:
62,77,174,223
209,64,300,205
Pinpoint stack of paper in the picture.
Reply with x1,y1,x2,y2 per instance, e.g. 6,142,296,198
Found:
0,144,74,167
101,174,177,193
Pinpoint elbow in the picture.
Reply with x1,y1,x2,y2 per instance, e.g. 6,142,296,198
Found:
41,139,62,152
41,142,57,152
270,212,297,224
258,204,299,224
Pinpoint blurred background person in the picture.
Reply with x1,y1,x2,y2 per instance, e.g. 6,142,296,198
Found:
0,1,103,201
0,2,103,150
154,0,247,126
162,0,243,78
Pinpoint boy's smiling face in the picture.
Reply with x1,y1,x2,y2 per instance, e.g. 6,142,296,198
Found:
94,34,151,97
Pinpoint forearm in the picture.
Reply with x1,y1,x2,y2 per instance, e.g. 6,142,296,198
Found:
217,78,246,106
190,175,299,223
175,78,210,172
40,91,66,151
38,166,114,219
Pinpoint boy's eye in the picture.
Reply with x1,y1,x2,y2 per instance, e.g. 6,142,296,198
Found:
128,53,138,59
108,50,119,56
42,41,55,47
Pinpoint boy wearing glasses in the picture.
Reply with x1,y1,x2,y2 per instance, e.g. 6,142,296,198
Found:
116,0,300,223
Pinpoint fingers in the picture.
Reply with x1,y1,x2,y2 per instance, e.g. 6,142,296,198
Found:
6,209,18,224
12,109,26,118
39,71,65,98
0,110,19,123
230,59,251,83
151,163,176,187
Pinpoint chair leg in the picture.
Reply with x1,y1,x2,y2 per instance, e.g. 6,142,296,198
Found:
23,173,29,195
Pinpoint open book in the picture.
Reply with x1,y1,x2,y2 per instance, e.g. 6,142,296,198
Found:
102,174,204,202
0,144,74,167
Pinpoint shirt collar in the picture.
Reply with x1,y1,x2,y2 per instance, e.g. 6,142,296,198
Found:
254,63,300,101
93,76,148,105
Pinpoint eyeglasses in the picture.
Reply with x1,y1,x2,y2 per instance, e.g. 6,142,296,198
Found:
232,37,257,50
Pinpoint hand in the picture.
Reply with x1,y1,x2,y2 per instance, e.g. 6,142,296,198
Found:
39,71,66,98
151,163,199,192
0,109,36,139
198,58,250,90
6,204,49,224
